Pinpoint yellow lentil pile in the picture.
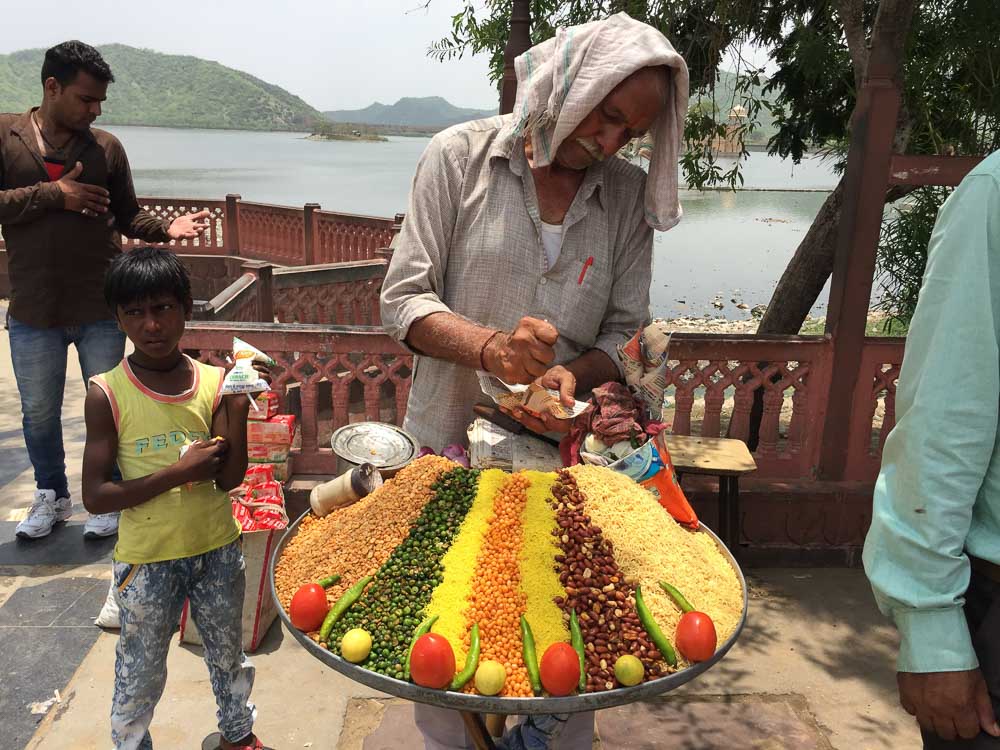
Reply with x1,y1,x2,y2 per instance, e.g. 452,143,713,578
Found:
569,464,743,665
464,473,531,697
518,471,569,654
273,455,454,622
424,468,506,665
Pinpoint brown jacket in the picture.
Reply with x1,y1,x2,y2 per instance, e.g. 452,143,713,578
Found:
0,109,171,328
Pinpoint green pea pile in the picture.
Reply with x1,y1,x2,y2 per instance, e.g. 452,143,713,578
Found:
330,466,479,678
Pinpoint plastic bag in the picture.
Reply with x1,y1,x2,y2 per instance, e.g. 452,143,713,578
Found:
609,432,698,529
94,576,121,629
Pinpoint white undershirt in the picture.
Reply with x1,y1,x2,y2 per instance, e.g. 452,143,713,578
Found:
539,221,564,270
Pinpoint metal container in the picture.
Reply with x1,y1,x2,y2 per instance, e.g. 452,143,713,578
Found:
330,422,417,478
269,511,748,715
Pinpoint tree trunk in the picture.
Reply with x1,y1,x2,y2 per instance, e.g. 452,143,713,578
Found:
756,179,846,335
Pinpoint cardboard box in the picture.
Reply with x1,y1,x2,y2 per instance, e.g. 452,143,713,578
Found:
248,443,290,463
246,414,296,445
247,391,280,421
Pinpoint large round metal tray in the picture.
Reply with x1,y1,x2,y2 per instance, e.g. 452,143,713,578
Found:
269,508,748,714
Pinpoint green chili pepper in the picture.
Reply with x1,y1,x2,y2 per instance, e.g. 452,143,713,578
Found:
520,615,542,695
404,614,439,681
659,581,694,613
569,609,586,692
449,623,480,690
317,574,342,589
635,585,677,667
319,575,372,644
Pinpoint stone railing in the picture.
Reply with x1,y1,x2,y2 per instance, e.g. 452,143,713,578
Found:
182,321,412,475
180,323,904,484
0,195,400,296
663,333,835,479
273,260,386,325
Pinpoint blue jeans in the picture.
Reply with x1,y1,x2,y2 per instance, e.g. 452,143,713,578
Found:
111,540,256,749
7,314,125,498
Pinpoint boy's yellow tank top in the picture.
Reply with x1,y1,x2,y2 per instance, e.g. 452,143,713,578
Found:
91,356,241,564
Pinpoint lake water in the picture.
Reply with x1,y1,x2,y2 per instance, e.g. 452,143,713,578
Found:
106,125,840,320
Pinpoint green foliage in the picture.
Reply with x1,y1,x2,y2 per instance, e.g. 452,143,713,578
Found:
0,44,325,131
428,0,1000,319
876,187,949,331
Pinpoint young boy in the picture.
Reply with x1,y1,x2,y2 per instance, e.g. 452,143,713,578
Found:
82,247,267,750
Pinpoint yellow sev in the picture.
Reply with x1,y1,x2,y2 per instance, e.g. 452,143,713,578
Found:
424,468,507,665
569,464,743,667
518,471,569,654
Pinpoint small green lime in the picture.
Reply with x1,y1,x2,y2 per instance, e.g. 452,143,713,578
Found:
341,628,372,663
474,660,507,696
614,654,644,687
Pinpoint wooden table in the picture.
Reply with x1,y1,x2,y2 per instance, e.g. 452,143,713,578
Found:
662,434,757,551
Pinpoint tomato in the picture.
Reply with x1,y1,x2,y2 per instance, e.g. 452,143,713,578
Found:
539,642,580,696
289,583,329,632
676,611,717,662
409,633,456,689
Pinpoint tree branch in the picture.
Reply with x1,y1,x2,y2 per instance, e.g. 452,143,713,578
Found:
835,0,868,91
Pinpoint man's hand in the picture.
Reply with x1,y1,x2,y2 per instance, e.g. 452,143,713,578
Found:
57,161,110,217
175,439,227,483
483,317,558,384
502,365,577,435
168,209,211,240
898,669,1000,741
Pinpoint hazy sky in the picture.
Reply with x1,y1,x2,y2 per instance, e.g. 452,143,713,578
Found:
0,1,499,111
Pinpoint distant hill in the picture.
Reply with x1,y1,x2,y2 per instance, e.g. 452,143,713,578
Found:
0,44,325,131
325,96,496,129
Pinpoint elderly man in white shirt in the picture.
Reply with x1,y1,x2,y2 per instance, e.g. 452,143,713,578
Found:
381,13,689,453
380,12,689,749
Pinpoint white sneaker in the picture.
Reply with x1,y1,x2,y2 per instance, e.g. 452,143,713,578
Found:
15,490,73,539
83,512,119,539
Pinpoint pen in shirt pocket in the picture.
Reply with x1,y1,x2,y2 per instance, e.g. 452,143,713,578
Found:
577,256,594,285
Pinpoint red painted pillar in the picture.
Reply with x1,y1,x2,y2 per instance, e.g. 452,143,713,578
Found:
817,46,902,480
225,194,241,255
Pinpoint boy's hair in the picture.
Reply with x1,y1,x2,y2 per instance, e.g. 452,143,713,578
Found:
42,41,114,87
105,247,193,312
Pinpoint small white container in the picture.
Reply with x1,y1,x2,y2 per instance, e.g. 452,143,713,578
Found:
309,463,383,517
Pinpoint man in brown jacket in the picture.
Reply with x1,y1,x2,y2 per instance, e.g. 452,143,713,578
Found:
1,41,209,540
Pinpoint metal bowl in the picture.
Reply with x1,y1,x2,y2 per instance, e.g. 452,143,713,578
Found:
269,510,748,714
330,422,417,478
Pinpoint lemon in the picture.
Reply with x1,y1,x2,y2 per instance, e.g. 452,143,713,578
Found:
614,654,644,687
474,660,507,696
340,628,372,663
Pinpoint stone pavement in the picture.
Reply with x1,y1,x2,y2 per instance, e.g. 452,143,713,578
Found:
0,317,921,749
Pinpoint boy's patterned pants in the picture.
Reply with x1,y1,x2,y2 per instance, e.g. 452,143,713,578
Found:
110,540,256,749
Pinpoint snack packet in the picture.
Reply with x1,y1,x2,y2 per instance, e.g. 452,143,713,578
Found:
233,337,276,367
222,337,273,396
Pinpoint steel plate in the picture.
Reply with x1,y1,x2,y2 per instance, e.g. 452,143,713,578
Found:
269,509,748,714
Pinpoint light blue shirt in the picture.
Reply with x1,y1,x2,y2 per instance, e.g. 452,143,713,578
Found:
864,151,1000,673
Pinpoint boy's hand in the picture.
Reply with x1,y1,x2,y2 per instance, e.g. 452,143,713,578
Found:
175,439,226,483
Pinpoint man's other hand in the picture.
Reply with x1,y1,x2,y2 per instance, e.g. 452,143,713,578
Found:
483,317,558,384
168,209,211,239
502,365,576,435
899,669,1000,741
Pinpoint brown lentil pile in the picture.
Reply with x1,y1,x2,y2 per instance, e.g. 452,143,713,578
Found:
273,455,455,627
550,470,664,691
